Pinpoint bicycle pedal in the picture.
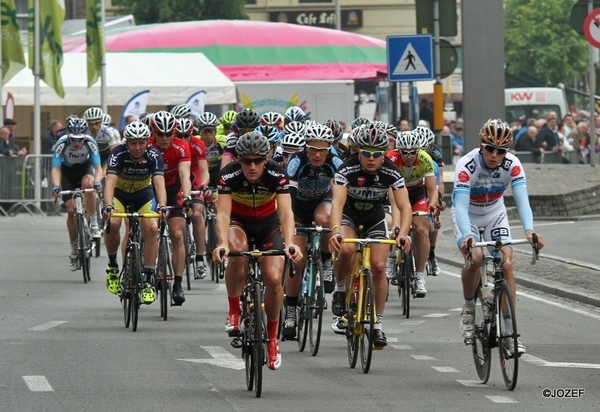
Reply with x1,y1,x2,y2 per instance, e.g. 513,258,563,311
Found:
231,337,242,349
372,346,384,351
464,338,474,345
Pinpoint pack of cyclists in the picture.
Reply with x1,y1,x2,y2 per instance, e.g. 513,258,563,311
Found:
50,105,543,371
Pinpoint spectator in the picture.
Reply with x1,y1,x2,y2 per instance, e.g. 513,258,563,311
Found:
451,122,464,165
538,112,563,153
0,127,25,156
557,122,574,154
419,98,434,127
563,113,575,137
397,118,411,131
125,114,136,125
42,120,64,155
517,126,544,163
513,117,536,149
3,118,26,156
568,121,589,164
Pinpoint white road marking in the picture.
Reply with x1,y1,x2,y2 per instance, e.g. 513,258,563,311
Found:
215,284,227,293
397,320,425,325
449,307,463,312
391,344,414,350
387,337,398,343
485,395,518,403
422,313,450,318
178,346,244,370
23,376,54,392
524,221,574,228
28,321,68,331
431,366,460,372
385,329,404,334
411,355,436,360
522,354,600,369
457,379,484,387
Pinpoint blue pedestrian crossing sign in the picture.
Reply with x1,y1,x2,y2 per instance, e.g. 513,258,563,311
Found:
386,35,434,82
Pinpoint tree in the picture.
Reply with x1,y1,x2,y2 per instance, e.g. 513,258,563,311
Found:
505,0,588,86
113,0,248,25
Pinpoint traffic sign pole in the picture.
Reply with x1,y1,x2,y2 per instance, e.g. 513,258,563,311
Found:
589,1,596,165
433,0,444,132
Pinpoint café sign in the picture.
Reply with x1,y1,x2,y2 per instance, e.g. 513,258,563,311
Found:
270,10,363,29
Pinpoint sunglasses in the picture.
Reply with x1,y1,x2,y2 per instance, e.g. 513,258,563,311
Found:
69,137,84,143
201,127,215,132
360,149,385,159
282,151,293,158
306,145,331,154
481,144,507,155
239,157,266,165
400,150,418,156
88,121,101,126
178,133,191,138
155,131,173,138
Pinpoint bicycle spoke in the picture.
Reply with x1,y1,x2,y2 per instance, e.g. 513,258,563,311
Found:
497,282,519,390
472,288,492,383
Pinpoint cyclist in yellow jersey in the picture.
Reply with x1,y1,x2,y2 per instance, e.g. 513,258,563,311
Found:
386,130,439,298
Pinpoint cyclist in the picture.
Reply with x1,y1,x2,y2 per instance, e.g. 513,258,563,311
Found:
282,123,342,338
216,110,237,136
170,103,192,120
416,125,446,275
50,123,103,270
176,117,210,279
213,131,302,370
102,121,167,303
260,111,285,131
452,118,545,355
149,111,194,305
386,130,439,297
222,108,262,168
255,124,283,163
284,106,306,125
83,107,121,174
280,131,305,168
328,124,412,347
197,112,225,190
324,118,350,160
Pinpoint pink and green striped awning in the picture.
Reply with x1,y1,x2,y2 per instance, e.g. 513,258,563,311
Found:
63,20,388,81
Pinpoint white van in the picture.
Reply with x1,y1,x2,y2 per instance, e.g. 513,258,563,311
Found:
505,87,568,124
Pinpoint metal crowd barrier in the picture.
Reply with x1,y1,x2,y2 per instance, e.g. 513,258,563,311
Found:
0,154,55,216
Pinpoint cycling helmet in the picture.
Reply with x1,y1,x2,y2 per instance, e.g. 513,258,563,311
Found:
383,122,398,137
480,118,513,148
348,125,365,148
416,126,435,147
355,123,388,149
220,110,237,125
151,111,176,134
260,111,284,127
254,125,281,144
284,121,306,136
323,118,344,142
351,116,370,129
235,108,261,129
411,127,426,148
67,117,88,134
140,113,153,127
304,123,334,143
396,130,421,150
170,104,192,119
195,112,219,129
235,131,270,156
304,119,319,129
281,131,305,151
123,121,151,140
176,118,194,134
102,113,112,126
83,107,103,122
284,106,306,124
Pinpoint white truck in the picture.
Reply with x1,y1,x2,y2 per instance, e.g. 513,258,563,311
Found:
505,87,569,124
234,80,355,124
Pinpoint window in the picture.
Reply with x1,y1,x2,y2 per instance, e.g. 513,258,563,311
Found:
298,0,332,3
246,0,257,4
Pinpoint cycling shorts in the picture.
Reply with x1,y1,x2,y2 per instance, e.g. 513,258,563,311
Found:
61,162,94,202
341,208,387,239
408,185,428,213
230,213,284,251
294,195,332,233
113,187,156,214
450,207,511,247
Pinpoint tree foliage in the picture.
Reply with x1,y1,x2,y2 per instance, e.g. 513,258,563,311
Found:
505,0,588,86
113,0,248,25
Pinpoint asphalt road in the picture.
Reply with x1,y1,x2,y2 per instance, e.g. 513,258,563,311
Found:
1,215,599,411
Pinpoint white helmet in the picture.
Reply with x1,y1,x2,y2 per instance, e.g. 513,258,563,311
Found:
396,130,421,150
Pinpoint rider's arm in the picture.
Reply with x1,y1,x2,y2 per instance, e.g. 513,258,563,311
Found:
329,184,347,234
152,175,167,207
51,167,61,188
178,160,192,198
453,191,473,243
103,174,117,207
276,193,296,247
391,186,412,239
220,155,233,169
424,175,438,207
512,184,534,233
199,159,210,186
215,193,232,247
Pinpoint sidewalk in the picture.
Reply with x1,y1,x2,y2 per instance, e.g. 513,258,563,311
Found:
432,210,600,308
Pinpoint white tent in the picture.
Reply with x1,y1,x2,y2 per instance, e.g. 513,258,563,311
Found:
2,52,237,106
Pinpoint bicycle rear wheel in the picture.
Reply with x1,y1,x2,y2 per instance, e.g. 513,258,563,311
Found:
497,282,518,390
184,221,193,291
130,245,141,332
346,278,359,369
360,270,375,374
122,269,132,328
472,287,492,383
297,265,309,352
241,289,255,392
309,259,324,356
77,215,90,284
206,217,219,283
252,283,264,398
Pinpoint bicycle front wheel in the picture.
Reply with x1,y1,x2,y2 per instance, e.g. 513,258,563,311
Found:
472,287,491,383
309,259,324,356
77,215,90,284
497,282,518,390
360,270,375,374
184,222,193,291
122,269,132,328
252,283,264,398
206,217,219,283
157,236,170,321
346,279,359,369
130,245,141,332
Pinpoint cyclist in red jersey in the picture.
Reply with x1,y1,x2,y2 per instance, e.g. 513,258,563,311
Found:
176,118,210,279
213,132,302,371
149,111,194,305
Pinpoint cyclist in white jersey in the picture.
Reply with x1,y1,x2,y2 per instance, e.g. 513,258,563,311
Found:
451,118,545,355
102,113,122,142
83,107,121,173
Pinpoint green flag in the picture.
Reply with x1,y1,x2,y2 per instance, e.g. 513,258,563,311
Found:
28,0,65,98
1,0,26,83
86,0,104,87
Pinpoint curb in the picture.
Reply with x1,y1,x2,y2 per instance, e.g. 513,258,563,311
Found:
434,251,600,308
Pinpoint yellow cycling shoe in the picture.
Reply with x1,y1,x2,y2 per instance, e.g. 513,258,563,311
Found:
106,267,120,295
142,283,155,305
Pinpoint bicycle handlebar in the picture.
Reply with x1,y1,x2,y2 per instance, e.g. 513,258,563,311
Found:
296,226,332,234
342,238,398,245
58,188,96,195
464,236,539,270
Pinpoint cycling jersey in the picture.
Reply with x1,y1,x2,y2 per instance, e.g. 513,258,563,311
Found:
88,124,120,155
287,151,343,201
386,149,435,190
188,136,207,190
205,139,225,187
334,156,405,213
428,143,444,168
218,159,289,220
106,144,164,193
149,137,191,187
52,135,101,168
